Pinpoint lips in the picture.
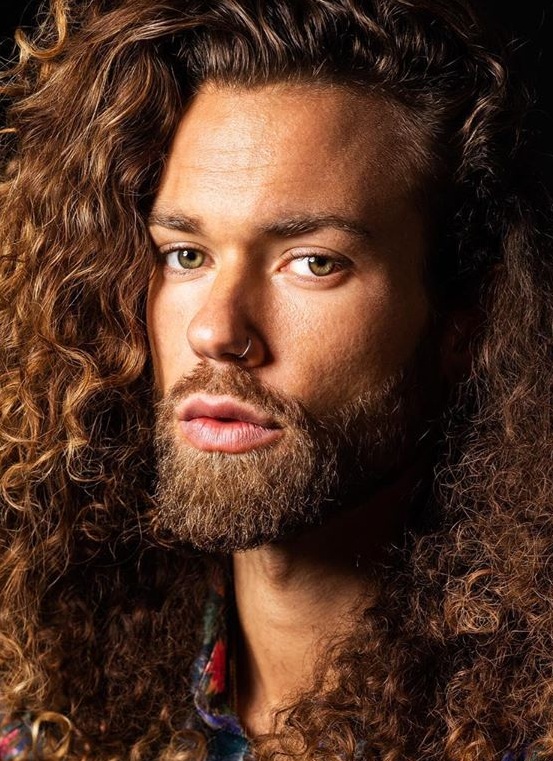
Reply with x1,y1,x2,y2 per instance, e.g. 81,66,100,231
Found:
176,394,283,453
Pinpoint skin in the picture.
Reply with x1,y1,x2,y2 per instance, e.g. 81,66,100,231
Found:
147,83,433,735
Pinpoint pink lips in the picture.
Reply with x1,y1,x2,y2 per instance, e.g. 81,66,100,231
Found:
176,395,284,453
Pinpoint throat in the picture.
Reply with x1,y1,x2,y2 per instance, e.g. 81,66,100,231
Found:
229,464,428,737
231,546,370,737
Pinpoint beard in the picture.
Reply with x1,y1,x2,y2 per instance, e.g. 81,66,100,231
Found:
152,338,441,554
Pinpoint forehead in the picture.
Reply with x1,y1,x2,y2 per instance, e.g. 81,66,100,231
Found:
154,83,422,233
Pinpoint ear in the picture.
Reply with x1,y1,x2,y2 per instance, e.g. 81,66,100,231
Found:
439,305,481,385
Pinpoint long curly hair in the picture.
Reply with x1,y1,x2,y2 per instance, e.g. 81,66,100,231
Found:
1,0,553,759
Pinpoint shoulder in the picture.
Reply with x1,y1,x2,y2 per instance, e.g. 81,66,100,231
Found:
0,716,32,760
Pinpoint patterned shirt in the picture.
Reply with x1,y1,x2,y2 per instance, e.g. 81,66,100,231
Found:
188,569,251,760
0,577,539,760
0,715,33,760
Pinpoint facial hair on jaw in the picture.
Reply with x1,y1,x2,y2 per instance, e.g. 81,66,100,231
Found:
152,350,437,555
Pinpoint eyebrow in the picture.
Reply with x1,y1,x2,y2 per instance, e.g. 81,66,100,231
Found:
148,210,373,243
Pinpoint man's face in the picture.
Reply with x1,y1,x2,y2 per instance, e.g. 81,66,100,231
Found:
147,84,435,552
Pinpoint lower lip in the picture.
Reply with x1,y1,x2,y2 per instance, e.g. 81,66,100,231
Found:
179,417,283,453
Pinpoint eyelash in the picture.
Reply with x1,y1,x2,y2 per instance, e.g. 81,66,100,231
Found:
159,245,351,279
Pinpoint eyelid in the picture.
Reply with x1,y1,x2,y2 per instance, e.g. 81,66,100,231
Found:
279,248,352,272
157,241,208,257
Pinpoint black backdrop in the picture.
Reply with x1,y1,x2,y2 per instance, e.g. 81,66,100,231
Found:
1,0,40,61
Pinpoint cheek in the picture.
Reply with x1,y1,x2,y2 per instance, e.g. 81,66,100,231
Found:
146,277,195,394
269,277,429,412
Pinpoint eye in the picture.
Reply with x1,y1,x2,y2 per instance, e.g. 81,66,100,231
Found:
165,247,206,271
287,254,342,278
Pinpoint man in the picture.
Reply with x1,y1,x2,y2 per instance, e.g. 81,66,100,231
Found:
0,0,551,759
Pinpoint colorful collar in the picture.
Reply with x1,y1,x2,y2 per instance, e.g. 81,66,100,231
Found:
191,565,245,738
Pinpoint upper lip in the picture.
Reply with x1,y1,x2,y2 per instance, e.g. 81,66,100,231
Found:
177,395,280,428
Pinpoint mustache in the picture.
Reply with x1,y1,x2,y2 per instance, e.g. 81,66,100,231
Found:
156,362,311,428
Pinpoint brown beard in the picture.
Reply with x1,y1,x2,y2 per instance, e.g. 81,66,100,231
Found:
152,341,441,554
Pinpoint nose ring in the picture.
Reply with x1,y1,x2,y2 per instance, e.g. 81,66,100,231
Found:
236,337,252,360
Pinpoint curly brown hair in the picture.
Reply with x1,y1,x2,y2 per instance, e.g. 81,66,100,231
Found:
1,0,552,759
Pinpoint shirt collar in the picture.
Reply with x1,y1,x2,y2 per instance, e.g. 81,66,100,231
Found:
191,564,244,736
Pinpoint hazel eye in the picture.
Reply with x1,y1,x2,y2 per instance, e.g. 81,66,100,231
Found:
165,248,205,270
287,254,340,278
306,255,336,276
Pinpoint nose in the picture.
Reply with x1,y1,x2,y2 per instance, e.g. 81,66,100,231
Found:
186,269,266,366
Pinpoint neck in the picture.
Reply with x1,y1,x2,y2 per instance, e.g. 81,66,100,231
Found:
232,465,427,736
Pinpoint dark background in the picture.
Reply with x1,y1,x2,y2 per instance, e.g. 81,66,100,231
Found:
1,0,41,63
1,0,553,152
